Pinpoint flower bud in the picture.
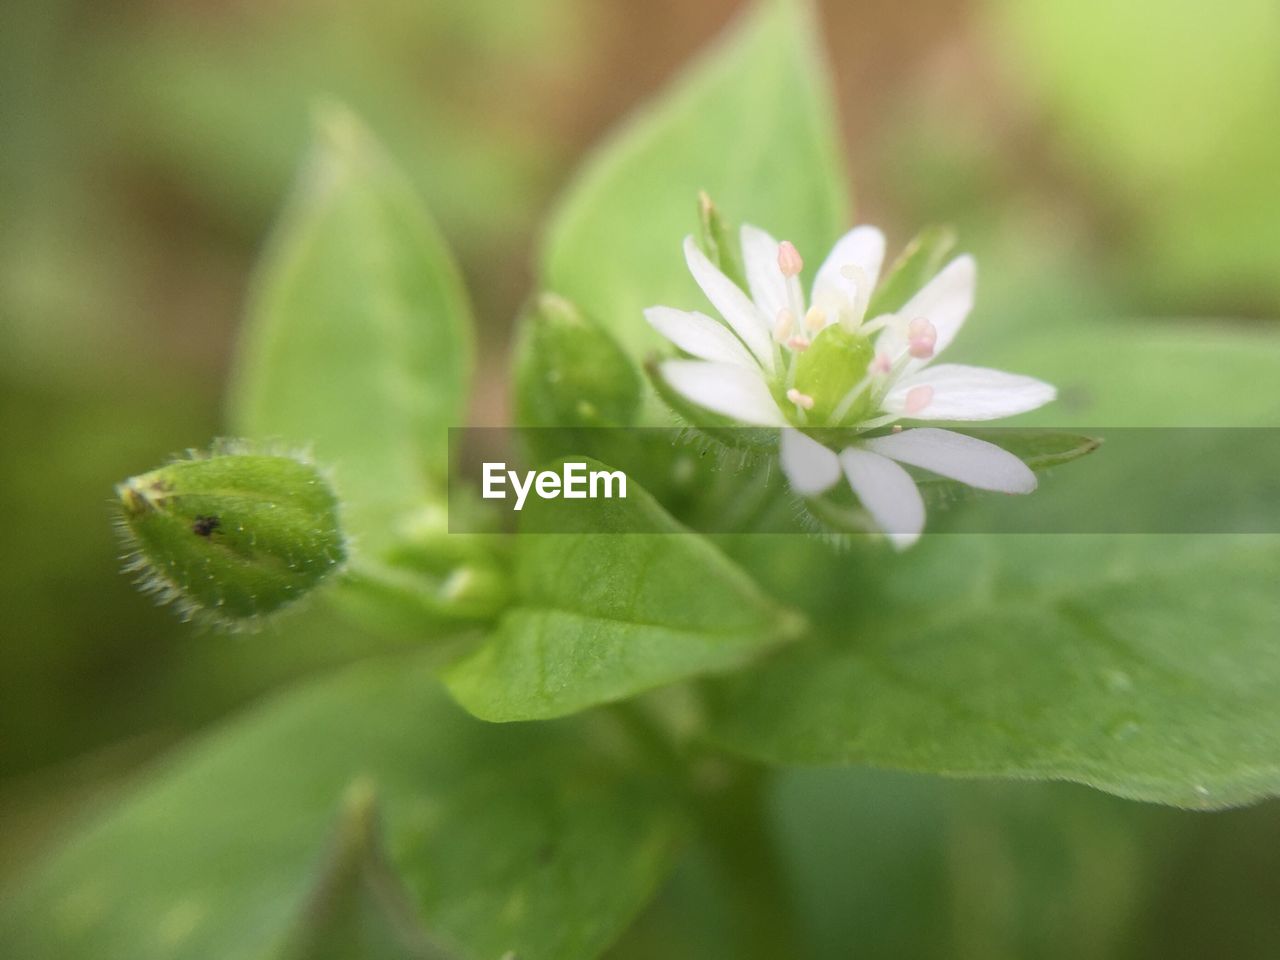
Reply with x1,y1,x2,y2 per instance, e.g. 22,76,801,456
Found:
514,292,641,428
115,443,346,624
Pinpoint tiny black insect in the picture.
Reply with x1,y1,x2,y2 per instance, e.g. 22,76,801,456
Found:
192,515,221,537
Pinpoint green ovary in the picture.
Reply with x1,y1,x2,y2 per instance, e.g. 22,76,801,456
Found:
789,324,876,425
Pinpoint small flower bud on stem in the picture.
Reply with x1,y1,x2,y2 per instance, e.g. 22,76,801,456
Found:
115,442,346,625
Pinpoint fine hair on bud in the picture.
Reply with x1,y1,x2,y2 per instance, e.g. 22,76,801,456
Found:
114,438,347,628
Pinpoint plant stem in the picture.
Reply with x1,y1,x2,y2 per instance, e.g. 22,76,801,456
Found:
693,762,807,960
607,697,808,958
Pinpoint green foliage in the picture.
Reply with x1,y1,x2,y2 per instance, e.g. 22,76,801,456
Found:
0,655,687,960
14,0,1280,956
94,0,575,247
514,293,642,429
115,446,345,623
230,106,473,553
276,783,461,960
705,316,1280,809
333,519,511,635
957,319,1280,427
990,0,1280,307
865,225,957,318
445,463,803,721
706,533,1280,808
695,192,747,291
541,0,848,363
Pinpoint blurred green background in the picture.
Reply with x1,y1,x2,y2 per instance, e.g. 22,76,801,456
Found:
3,0,1278,953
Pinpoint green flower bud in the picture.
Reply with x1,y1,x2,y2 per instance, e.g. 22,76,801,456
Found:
514,292,641,428
115,442,346,625
790,323,876,426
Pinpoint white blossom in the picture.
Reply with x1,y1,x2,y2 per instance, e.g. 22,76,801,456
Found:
645,224,1057,547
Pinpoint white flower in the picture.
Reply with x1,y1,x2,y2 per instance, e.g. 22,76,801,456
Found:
645,224,1057,547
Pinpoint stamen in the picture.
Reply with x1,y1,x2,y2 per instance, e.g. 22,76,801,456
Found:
786,335,811,352
786,388,815,410
804,305,826,332
907,317,937,360
870,352,892,375
777,241,804,278
892,424,904,433
773,308,795,341
904,385,934,415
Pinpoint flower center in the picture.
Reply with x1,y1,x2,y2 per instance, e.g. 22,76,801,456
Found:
788,323,876,426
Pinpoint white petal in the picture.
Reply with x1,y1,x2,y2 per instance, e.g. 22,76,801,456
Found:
876,254,975,370
659,359,785,426
779,429,842,496
812,225,886,319
863,427,1036,494
884,364,1057,421
740,224,802,326
839,447,925,549
683,236,774,372
645,306,759,369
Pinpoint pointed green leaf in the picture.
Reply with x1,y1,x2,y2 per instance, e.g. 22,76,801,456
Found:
278,782,460,960
0,655,686,960
707,534,1280,808
444,463,804,721
541,0,849,361
229,106,473,550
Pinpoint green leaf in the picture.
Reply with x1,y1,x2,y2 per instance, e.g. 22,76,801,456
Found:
229,105,473,551
541,0,849,363
0,654,686,960
767,769,1162,960
706,533,1280,808
444,463,804,721
864,225,956,319
706,321,1280,808
277,782,460,960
